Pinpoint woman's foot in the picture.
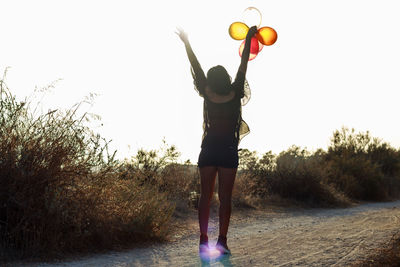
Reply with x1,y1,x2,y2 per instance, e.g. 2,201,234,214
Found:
216,235,231,255
199,234,209,253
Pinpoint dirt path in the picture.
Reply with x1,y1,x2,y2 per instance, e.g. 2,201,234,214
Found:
36,201,400,267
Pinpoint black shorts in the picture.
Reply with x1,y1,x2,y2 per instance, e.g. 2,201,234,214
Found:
197,145,239,168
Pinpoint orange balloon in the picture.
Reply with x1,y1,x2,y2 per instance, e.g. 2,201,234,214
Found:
229,22,249,40
256,27,278,46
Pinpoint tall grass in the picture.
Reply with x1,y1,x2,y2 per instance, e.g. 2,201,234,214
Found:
0,74,174,261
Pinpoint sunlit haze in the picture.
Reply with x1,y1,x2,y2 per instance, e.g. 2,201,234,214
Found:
1,0,399,163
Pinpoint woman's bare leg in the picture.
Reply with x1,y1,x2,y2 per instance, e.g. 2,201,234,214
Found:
217,167,237,238
198,166,218,237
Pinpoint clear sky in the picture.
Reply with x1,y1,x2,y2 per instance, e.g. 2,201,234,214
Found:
1,0,399,163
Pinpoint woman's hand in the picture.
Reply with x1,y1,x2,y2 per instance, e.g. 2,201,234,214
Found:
176,27,189,44
239,25,258,74
246,26,258,39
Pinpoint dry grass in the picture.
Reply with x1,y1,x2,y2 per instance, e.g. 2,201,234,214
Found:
0,74,174,262
352,232,400,267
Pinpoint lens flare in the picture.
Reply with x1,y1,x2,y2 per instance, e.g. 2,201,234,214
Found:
199,244,222,261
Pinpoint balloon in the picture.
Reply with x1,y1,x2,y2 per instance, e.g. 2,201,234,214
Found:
239,37,263,61
256,26,278,46
242,7,262,28
258,41,264,52
229,22,249,40
229,7,277,61
249,37,262,54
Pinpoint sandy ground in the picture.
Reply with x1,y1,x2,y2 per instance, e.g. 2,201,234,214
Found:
33,200,400,267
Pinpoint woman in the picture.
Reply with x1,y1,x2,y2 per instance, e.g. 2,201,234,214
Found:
177,25,257,255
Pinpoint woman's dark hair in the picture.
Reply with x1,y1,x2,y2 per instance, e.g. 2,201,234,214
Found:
206,65,232,95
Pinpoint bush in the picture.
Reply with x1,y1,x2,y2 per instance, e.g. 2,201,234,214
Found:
237,147,348,207
324,154,386,201
236,128,400,205
0,74,174,260
326,127,400,201
268,146,345,206
118,142,200,203
237,149,275,199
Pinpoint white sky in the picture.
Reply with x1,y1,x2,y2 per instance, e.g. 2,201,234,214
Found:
1,0,399,163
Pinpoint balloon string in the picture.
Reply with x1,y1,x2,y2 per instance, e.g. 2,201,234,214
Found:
243,7,262,28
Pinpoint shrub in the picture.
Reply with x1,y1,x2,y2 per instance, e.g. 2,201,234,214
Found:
237,149,275,199
0,74,174,260
326,127,400,201
324,154,386,201
237,147,347,207
118,142,199,203
268,146,345,206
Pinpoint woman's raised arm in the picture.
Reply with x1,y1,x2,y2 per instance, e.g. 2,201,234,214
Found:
238,26,258,75
176,28,207,92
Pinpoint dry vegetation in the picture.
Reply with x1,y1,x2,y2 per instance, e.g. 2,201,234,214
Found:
352,232,400,267
0,74,174,261
235,128,400,208
1,72,400,263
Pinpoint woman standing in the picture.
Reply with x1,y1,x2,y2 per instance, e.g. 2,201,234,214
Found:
177,25,257,255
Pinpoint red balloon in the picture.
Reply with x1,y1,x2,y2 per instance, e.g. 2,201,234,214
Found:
239,37,263,61
258,41,264,52
250,36,259,53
